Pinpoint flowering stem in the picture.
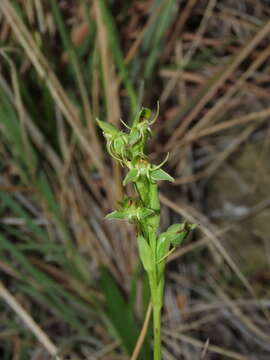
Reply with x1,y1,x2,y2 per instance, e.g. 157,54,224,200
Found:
97,106,196,359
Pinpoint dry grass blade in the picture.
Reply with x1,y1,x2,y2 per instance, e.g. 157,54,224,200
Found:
182,107,270,145
160,194,255,295
163,331,247,360
161,0,216,106
208,276,270,343
131,303,152,360
184,0,216,63
200,338,210,360
0,281,61,360
162,0,199,59
94,0,120,126
94,0,123,202
183,45,270,140
124,1,166,65
204,123,257,178
167,19,270,147
0,0,108,187
1,0,270,358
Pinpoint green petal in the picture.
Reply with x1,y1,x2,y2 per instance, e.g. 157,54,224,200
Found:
123,168,138,185
151,168,174,182
133,107,152,126
140,108,152,121
128,129,142,146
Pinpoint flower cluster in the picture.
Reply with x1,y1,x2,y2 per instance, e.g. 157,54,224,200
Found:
97,106,196,268
97,107,157,166
105,196,154,223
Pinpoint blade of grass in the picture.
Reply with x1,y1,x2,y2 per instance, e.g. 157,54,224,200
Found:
48,0,102,159
166,18,270,147
0,281,61,360
0,0,110,189
99,267,149,359
142,0,176,79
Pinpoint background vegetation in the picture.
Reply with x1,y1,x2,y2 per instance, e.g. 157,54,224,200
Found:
0,0,270,359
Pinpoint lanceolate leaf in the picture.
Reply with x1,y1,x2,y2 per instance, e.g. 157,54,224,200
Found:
99,267,147,357
157,234,170,262
137,235,153,272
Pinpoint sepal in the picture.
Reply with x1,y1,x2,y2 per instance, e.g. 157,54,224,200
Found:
96,118,119,136
123,168,139,186
105,210,129,220
151,168,174,183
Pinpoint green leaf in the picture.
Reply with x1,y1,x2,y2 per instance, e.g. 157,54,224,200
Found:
99,267,143,356
123,168,139,185
151,168,174,182
137,235,153,272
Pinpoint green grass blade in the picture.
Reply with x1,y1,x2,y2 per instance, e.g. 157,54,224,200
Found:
99,267,149,358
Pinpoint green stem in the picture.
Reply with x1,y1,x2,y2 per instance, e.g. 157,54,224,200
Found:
149,268,164,360
153,304,161,360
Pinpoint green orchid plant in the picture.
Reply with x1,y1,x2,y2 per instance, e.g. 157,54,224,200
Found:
97,106,196,360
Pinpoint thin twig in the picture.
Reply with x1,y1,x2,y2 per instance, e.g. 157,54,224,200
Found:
131,302,152,360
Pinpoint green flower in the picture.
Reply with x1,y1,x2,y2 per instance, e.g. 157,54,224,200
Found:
96,119,129,164
123,155,174,185
105,197,155,223
120,106,159,160
128,107,152,146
